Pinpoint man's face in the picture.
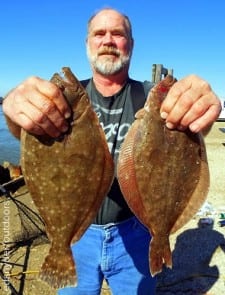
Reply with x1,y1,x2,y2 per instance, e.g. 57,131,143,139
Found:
86,10,133,75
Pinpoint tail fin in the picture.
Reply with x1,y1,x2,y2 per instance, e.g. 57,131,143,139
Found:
40,245,77,289
149,235,172,276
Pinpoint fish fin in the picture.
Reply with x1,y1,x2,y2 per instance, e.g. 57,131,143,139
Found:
40,246,77,289
117,120,148,221
171,134,210,233
149,236,172,276
135,108,145,119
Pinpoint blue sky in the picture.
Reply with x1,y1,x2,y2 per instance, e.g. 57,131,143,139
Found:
1,0,225,98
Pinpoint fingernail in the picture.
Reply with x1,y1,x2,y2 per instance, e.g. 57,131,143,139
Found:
54,131,61,138
177,125,186,131
61,125,69,132
64,111,71,119
160,111,168,119
190,123,200,133
166,122,175,129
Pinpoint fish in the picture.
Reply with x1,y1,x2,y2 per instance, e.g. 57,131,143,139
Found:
117,75,209,276
20,67,114,288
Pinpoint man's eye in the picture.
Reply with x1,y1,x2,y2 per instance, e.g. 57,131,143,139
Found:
95,32,105,37
113,32,124,36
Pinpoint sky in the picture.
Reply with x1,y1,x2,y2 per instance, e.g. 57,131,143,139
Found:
0,0,225,98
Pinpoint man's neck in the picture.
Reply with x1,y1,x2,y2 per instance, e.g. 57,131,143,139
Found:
93,71,128,97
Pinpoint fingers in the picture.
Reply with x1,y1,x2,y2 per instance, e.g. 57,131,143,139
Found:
15,99,68,137
3,76,71,137
34,77,71,119
188,102,222,132
160,75,221,132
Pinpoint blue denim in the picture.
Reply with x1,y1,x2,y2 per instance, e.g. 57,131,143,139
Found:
58,217,156,295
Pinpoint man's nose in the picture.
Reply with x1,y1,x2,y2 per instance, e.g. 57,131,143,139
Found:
102,32,115,45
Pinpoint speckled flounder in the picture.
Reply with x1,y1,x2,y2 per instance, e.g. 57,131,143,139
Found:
20,67,114,288
117,75,209,276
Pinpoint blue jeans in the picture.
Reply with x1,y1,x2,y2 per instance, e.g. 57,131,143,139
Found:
58,217,156,295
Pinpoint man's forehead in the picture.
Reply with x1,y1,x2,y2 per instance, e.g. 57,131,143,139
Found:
89,10,126,31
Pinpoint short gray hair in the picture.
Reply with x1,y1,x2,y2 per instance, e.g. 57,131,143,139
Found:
87,8,133,41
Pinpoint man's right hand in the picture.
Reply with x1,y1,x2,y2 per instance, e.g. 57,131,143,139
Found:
2,76,72,138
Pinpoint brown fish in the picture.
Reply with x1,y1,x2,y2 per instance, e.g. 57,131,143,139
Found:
20,67,114,288
117,75,209,276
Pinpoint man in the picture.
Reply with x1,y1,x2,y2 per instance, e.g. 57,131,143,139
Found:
3,8,221,295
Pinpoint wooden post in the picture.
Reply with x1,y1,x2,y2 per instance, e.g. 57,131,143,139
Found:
152,64,173,83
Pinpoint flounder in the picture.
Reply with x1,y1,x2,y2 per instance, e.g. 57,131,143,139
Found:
20,67,114,288
117,75,209,276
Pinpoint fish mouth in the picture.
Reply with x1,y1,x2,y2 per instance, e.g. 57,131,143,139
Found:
60,68,74,85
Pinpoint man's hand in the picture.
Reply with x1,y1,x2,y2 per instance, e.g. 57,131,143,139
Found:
160,74,221,132
3,76,71,138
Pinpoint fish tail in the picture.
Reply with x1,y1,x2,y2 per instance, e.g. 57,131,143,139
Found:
149,236,172,276
40,245,77,289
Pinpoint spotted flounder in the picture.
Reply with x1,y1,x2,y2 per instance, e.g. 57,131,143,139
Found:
117,75,209,276
20,67,114,288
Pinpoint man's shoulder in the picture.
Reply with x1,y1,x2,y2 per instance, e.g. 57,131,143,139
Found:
80,78,91,88
128,78,153,97
128,79,154,112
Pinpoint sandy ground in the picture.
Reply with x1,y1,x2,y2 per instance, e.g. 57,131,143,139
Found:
0,121,225,295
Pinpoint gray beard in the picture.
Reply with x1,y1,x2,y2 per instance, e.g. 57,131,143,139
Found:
86,46,131,75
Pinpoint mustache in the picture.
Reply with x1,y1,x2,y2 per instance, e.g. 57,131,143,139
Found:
97,46,120,57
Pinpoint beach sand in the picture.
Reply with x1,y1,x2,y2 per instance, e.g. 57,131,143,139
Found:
0,121,225,294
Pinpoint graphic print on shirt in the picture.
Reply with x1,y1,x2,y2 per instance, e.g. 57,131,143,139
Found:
84,79,151,167
92,101,132,161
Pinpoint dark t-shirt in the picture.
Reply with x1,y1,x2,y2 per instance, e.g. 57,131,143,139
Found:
82,78,153,224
